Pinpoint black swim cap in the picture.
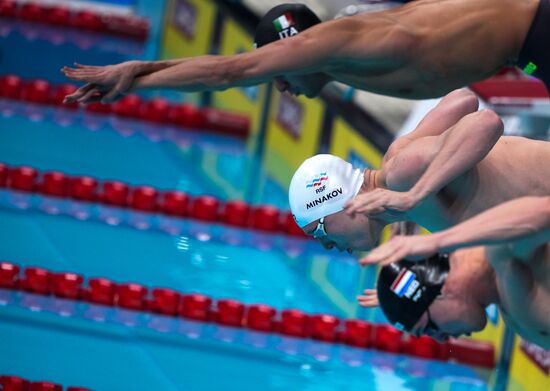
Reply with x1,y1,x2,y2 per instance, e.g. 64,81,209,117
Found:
254,4,321,48
377,254,450,331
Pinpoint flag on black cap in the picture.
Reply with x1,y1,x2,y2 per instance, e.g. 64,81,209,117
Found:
254,3,321,48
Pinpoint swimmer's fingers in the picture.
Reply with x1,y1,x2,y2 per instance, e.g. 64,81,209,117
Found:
61,66,101,78
366,249,404,266
357,295,379,307
360,289,379,303
361,191,399,216
74,63,101,70
345,191,388,216
344,193,377,215
363,235,440,266
360,239,403,266
343,194,369,214
63,70,105,83
80,91,105,104
77,85,105,104
63,83,95,104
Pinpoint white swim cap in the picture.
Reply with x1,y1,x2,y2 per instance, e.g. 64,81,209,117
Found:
289,154,364,228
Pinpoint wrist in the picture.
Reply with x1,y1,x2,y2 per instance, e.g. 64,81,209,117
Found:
407,186,429,207
130,74,147,91
431,230,455,253
132,60,153,75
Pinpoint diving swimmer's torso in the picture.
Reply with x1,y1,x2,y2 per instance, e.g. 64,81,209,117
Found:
324,0,539,98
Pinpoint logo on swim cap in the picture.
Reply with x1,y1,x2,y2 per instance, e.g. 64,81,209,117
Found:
305,173,328,188
273,13,299,39
254,4,321,49
390,269,422,301
289,154,363,228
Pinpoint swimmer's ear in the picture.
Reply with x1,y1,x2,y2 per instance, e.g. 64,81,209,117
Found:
357,289,379,307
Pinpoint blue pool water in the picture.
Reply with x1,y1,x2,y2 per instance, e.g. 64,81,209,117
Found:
0,10,490,391
0,291,488,391
0,101,287,205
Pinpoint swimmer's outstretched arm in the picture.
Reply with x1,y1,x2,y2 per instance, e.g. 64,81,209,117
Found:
432,196,550,258
63,16,417,103
62,60,187,104
360,196,550,266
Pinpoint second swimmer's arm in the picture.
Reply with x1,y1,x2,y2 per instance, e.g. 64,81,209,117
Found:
131,16,417,92
434,196,550,254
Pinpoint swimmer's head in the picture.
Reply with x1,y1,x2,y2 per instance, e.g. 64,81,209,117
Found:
377,255,487,341
289,154,384,252
254,3,321,49
254,3,329,98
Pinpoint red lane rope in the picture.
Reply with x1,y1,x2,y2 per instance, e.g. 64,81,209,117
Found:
0,163,305,238
0,0,149,40
0,75,251,138
0,16,143,57
0,261,496,368
0,374,91,391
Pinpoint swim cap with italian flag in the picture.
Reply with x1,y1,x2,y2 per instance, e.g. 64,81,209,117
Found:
254,3,321,48
289,154,364,228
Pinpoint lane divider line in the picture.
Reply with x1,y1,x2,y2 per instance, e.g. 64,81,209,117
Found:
0,374,90,391
0,163,306,238
0,260,497,368
0,0,149,40
0,75,251,138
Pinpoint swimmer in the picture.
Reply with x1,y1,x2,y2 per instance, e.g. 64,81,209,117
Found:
288,88,550,252
61,0,549,104
357,196,550,348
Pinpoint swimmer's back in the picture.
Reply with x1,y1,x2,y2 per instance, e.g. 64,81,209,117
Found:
466,136,550,217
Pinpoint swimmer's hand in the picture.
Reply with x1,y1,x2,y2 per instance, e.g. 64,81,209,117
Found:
357,289,379,308
61,61,141,104
61,83,114,104
344,189,420,217
359,235,439,266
